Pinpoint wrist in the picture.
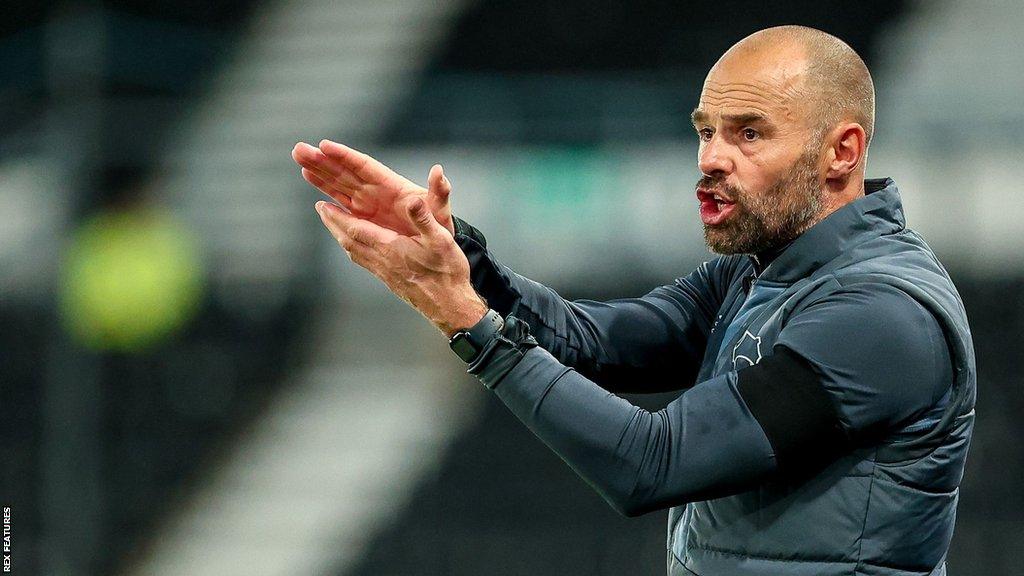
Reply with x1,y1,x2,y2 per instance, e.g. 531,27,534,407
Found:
439,291,489,338
466,314,539,388
448,307,504,363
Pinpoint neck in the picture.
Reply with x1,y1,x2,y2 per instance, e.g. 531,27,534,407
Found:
824,174,867,214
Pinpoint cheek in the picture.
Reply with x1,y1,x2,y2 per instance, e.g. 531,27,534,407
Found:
732,157,773,200
736,146,795,198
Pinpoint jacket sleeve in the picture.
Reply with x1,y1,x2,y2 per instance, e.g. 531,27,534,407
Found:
453,215,729,393
759,282,954,462
467,314,777,517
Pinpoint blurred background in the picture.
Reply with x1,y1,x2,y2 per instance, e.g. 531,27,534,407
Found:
1,0,1022,574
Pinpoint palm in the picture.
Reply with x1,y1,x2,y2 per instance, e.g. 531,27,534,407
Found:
292,140,454,237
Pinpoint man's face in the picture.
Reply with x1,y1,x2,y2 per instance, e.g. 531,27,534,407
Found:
691,47,826,255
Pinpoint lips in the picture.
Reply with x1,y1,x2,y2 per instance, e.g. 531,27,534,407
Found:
697,188,737,226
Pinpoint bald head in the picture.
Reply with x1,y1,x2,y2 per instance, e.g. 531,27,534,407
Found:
717,26,875,148
692,26,877,254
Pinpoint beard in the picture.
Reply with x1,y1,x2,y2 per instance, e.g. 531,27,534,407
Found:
700,146,824,255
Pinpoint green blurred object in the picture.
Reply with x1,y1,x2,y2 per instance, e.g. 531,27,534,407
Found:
59,206,204,352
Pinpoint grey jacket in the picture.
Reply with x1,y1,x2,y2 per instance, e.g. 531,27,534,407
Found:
453,178,976,575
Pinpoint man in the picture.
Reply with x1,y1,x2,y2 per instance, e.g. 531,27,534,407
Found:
291,25,974,576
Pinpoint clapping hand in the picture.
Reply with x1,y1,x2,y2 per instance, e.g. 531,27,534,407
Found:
292,140,487,337
291,139,455,238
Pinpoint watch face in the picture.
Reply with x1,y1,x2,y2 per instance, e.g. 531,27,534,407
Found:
450,333,478,362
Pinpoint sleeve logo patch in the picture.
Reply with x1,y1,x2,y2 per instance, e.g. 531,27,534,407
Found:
732,330,764,369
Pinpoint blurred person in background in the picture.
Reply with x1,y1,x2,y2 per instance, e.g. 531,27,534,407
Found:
292,25,973,576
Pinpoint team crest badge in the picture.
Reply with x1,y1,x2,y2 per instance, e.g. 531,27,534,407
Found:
732,330,763,369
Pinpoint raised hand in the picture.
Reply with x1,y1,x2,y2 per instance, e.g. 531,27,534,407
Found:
292,139,454,238
314,196,487,337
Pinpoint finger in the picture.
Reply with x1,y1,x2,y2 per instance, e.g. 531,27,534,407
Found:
293,143,362,189
338,233,381,269
302,168,354,211
405,197,444,239
316,203,378,265
291,141,320,165
292,142,333,173
340,236,380,267
317,201,397,247
301,162,350,193
319,139,402,186
316,211,388,275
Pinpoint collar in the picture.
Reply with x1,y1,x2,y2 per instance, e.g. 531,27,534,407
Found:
750,240,792,276
749,178,905,284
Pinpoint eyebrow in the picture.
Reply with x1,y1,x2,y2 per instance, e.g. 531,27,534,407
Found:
690,109,772,127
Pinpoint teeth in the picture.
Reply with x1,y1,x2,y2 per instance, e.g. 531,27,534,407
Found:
713,194,722,201
717,201,724,210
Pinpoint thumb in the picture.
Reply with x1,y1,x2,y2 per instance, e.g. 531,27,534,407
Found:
427,164,454,236
427,164,451,202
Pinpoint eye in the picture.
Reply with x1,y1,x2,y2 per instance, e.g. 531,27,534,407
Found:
698,128,713,142
742,128,759,141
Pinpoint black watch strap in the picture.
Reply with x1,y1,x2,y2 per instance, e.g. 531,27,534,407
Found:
449,308,504,363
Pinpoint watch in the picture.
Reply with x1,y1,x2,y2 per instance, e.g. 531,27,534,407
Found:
448,308,504,363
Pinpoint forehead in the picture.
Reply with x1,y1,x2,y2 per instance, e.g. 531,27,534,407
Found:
694,51,809,126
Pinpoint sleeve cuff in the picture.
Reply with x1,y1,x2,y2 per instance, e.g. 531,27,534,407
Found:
453,215,488,249
467,314,538,389
451,215,520,317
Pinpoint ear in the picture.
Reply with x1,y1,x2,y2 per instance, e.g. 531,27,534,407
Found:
825,123,867,180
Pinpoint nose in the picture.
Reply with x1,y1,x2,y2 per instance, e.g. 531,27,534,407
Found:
698,135,734,177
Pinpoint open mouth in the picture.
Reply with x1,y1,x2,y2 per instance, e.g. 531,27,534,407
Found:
697,190,737,226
